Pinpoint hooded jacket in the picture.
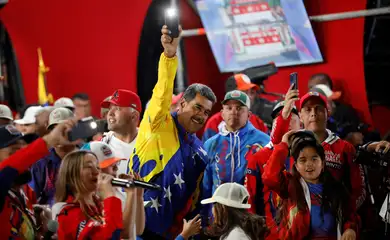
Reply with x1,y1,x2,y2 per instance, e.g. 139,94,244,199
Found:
202,112,269,143
202,121,270,217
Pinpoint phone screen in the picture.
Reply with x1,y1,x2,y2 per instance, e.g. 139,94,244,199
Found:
290,72,298,90
165,8,179,38
68,117,98,141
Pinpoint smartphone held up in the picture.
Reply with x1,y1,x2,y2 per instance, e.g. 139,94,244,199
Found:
290,72,298,90
165,7,180,38
67,117,105,142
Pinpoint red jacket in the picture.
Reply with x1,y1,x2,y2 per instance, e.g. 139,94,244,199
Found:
56,195,123,239
321,129,366,209
202,112,269,142
0,139,49,239
245,114,292,240
271,115,366,209
262,142,360,240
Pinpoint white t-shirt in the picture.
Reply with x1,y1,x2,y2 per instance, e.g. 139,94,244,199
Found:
115,188,137,240
102,131,136,175
222,227,251,240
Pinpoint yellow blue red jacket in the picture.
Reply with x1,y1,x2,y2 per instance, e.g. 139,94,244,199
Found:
129,53,208,238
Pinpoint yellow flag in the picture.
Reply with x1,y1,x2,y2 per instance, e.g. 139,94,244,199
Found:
37,48,53,105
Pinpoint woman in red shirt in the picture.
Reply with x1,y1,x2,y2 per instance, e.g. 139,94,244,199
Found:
54,150,123,239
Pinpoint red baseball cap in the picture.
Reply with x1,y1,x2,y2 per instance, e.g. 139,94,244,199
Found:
172,92,184,105
101,89,142,113
299,91,328,110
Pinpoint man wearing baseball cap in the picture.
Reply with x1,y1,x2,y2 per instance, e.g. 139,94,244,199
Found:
54,97,75,111
101,89,141,176
0,104,14,126
299,90,370,211
308,74,362,137
29,107,76,206
226,73,276,126
202,90,270,220
203,75,269,143
14,106,43,135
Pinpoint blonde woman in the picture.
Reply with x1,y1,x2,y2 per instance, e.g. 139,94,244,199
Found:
54,150,123,239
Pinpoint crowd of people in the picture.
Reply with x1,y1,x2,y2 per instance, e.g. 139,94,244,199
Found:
0,26,389,240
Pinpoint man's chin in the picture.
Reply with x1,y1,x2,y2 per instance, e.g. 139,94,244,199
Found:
185,124,202,134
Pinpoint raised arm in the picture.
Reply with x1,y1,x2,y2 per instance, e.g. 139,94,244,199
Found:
262,142,291,198
271,85,299,144
0,120,77,211
245,147,272,214
144,26,180,131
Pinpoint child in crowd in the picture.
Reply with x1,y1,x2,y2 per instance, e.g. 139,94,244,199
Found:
262,130,359,240
201,182,269,240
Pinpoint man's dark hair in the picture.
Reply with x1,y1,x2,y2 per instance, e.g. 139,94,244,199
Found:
72,93,89,101
182,83,217,103
309,73,333,90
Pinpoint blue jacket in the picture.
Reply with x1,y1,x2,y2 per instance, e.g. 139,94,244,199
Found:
202,121,270,204
29,148,61,206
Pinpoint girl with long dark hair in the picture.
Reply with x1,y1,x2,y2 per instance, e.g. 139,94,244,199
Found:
262,130,359,240
201,182,269,240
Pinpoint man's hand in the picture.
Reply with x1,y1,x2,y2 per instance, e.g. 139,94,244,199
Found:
367,141,390,154
180,214,202,239
42,118,79,148
281,84,299,119
281,130,298,146
161,25,181,58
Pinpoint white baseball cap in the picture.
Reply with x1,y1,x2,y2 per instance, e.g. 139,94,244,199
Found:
48,107,74,129
54,97,75,109
312,84,341,100
81,142,125,168
14,106,43,125
201,182,251,209
0,104,13,121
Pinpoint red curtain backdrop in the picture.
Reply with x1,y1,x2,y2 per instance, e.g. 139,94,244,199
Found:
0,0,151,116
0,0,372,126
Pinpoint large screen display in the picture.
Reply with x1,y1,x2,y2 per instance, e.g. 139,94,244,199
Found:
195,0,323,72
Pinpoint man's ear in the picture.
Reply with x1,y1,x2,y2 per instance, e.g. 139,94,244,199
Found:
248,110,252,118
299,111,304,124
180,99,186,109
133,111,140,121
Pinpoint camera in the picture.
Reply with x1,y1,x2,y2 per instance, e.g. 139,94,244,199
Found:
355,146,390,168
